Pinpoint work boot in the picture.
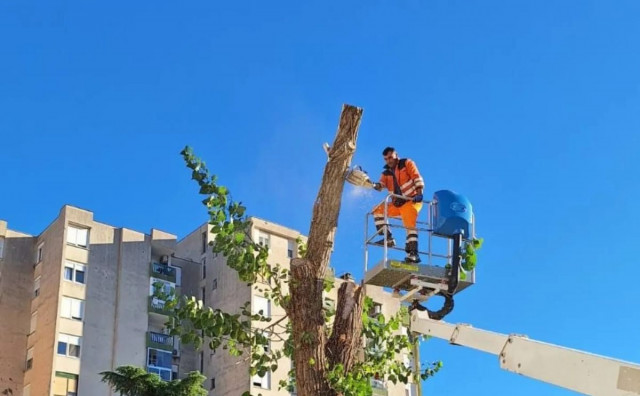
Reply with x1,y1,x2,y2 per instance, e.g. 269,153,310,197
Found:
373,216,394,247
405,252,421,263
404,240,421,263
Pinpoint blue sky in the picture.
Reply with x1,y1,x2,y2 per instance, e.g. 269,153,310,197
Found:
2,1,640,395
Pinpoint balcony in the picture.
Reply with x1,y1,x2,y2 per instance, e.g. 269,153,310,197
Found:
150,262,176,283
147,331,174,351
148,296,170,316
371,379,388,396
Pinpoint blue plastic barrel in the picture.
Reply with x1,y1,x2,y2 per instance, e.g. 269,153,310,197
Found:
432,190,473,238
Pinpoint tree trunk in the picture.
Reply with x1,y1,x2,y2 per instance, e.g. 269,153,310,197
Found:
327,280,364,372
289,104,363,396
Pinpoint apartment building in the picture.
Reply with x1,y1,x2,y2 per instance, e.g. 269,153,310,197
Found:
0,206,414,396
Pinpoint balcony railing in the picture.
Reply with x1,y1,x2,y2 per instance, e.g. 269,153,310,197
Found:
150,262,176,283
148,297,169,316
147,331,174,351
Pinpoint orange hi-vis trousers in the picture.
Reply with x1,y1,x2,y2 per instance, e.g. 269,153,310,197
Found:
373,201,423,252
373,201,422,229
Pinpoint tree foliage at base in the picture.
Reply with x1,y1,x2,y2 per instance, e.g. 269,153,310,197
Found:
100,366,207,396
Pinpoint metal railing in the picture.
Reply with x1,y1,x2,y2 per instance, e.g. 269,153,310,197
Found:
147,331,174,352
364,192,475,273
151,262,176,281
149,296,170,316
149,331,173,346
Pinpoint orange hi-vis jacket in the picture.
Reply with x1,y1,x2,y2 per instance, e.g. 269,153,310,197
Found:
379,158,425,198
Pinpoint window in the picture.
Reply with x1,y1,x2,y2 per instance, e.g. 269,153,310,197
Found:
147,366,171,381
36,243,44,263
201,287,206,305
210,378,215,390
201,231,207,253
287,240,295,259
64,261,86,284
252,295,271,318
23,384,30,396
199,351,204,373
252,371,270,389
57,334,81,358
148,348,172,380
60,297,84,320
66,226,88,248
212,278,217,290
148,348,172,368
202,257,206,279
53,372,78,396
0,236,4,259
26,348,33,370
258,232,270,248
33,277,41,298
30,312,37,334
172,364,179,380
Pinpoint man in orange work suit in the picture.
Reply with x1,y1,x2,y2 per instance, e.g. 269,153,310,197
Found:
372,146,425,263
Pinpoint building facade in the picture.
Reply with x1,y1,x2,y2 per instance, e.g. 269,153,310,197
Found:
0,206,414,396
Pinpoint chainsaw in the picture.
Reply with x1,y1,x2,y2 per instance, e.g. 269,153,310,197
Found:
345,165,375,189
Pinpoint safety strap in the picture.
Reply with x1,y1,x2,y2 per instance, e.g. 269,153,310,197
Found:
389,169,409,207
390,168,403,196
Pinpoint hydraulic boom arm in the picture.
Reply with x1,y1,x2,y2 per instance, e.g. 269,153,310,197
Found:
410,310,640,396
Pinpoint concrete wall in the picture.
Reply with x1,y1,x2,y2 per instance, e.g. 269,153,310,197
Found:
31,208,69,396
113,229,151,369
0,222,34,396
78,220,118,396
79,222,170,396
176,222,255,396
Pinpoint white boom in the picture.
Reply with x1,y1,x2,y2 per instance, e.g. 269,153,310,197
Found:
410,310,640,396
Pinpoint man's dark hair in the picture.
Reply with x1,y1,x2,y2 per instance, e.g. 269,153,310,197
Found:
382,147,395,156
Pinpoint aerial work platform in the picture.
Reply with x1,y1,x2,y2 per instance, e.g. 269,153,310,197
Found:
364,258,475,298
362,191,477,317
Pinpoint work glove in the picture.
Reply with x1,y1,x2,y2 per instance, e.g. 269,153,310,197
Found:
413,194,423,203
